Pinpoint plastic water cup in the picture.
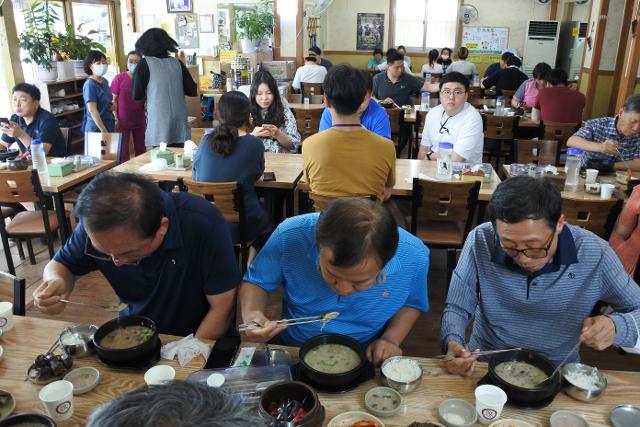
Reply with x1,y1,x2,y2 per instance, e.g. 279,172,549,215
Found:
585,168,599,184
475,384,507,425
0,302,13,332
39,380,74,421
144,365,176,385
303,97,310,107
601,183,615,199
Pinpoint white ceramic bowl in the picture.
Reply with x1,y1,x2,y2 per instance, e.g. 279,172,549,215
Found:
327,411,385,427
438,399,477,427
550,410,589,427
144,365,175,386
63,367,100,395
364,386,402,417
488,420,535,427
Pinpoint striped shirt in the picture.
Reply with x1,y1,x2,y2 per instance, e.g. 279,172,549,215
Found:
243,213,430,347
575,116,640,167
440,222,640,365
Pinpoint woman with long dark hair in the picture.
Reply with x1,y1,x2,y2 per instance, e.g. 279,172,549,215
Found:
421,49,444,77
249,71,300,153
192,91,271,243
132,28,197,147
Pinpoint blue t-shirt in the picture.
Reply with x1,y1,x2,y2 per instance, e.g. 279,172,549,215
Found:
82,78,115,133
243,213,430,346
1,107,66,157
192,134,271,242
53,191,240,337
319,98,391,139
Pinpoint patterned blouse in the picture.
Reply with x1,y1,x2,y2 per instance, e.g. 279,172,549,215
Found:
259,100,301,153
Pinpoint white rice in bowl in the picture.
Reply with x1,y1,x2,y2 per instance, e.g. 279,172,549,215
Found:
382,357,422,383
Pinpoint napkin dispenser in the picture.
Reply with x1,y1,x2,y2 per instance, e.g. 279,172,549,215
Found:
47,161,74,177
151,149,174,164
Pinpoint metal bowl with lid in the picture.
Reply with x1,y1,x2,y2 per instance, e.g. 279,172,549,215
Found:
59,324,98,358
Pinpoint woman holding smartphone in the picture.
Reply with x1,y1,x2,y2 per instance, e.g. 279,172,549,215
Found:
249,71,300,153
192,91,271,245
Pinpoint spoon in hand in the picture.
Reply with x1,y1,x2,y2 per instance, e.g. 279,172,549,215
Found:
534,340,581,387
59,299,128,312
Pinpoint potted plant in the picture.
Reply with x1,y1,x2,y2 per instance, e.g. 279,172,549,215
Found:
18,0,62,81
55,23,107,77
234,0,274,53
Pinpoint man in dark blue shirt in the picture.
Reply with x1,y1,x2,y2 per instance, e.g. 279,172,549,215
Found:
33,173,240,339
0,83,66,157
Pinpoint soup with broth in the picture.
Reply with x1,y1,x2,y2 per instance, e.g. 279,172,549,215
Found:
303,344,360,374
100,325,154,350
495,360,548,388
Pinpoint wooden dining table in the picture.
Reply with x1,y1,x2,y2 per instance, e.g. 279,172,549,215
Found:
3,316,639,427
112,150,304,219
288,103,325,111
39,159,117,242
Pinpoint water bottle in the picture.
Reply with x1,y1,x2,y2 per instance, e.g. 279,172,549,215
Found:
495,96,504,116
31,139,47,174
437,142,454,179
420,91,430,112
565,147,583,188
472,73,479,86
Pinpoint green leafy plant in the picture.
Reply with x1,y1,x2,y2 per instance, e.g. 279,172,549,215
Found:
54,23,107,60
18,0,62,70
234,0,274,41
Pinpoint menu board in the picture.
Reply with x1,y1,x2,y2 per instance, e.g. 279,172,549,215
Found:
462,27,509,63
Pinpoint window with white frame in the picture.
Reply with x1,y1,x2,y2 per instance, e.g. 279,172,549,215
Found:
393,0,459,51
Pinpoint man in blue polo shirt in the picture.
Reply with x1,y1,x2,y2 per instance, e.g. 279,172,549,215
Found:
33,173,240,339
239,198,429,364
1,83,66,157
319,70,391,139
441,176,640,376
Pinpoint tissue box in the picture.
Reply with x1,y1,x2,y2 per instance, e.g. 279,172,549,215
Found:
47,161,74,177
151,149,175,164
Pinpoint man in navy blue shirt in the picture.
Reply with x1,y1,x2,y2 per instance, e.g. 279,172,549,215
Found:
34,173,240,339
319,70,391,139
1,83,66,157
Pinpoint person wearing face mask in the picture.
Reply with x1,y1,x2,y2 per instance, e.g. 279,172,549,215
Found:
441,176,640,376
111,51,146,162
437,47,453,73
82,50,115,142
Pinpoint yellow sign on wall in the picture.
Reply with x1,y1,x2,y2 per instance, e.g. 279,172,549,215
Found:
220,50,237,62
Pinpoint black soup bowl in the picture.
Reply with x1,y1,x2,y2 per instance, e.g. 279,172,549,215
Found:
299,333,366,388
487,349,562,405
0,413,57,427
93,315,158,363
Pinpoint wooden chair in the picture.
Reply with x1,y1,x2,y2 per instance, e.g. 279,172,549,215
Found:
309,94,324,104
191,128,212,144
513,139,560,166
301,82,323,97
308,192,377,212
178,178,249,273
84,132,123,163
293,107,323,143
468,87,483,100
430,72,443,83
411,179,481,286
287,93,302,104
367,69,381,77
0,270,26,315
542,121,580,158
0,170,63,275
483,115,519,172
60,127,72,157
562,197,623,239
385,108,405,154
501,89,516,106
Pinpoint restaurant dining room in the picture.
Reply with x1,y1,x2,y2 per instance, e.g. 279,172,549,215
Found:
1,0,640,425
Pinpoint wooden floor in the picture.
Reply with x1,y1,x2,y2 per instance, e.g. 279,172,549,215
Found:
3,234,638,372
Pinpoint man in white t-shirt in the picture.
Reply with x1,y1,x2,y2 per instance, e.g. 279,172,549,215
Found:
292,52,328,91
417,72,484,164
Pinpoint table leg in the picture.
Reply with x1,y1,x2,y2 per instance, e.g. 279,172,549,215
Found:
52,193,71,243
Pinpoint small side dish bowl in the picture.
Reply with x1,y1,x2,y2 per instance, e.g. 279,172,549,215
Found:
438,399,477,427
550,410,589,427
0,389,15,420
364,386,402,417
63,367,100,395
144,365,175,386
59,324,98,358
488,420,535,427
562,363,607,401
6,157,28,171
380,356,423,394
327,411,385,427
584,182,601,194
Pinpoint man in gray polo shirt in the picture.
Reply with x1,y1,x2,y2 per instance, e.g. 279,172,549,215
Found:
441,176,640,376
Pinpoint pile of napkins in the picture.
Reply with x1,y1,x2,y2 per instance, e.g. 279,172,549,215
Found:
160,334,210,367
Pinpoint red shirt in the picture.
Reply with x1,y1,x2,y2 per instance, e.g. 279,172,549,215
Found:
111,72,146,129
535,86,585,123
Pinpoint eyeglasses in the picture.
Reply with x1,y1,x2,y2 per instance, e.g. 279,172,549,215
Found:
440,89,467,97
439,111,451,135
499,231,556,259
84,237,141,266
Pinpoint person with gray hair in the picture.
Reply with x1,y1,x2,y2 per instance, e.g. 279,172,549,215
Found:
86,381,266,427
567,93,640,170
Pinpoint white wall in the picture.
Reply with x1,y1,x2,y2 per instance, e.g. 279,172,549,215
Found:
600,0,624,71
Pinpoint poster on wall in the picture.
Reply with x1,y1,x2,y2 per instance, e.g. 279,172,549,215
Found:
356,13,384,51
461,27,509,63
175,13,199,48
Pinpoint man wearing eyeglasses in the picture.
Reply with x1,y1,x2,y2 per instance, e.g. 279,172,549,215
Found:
417,72,483,164
33,173,240,339
441,176,640,376
238,198,430,365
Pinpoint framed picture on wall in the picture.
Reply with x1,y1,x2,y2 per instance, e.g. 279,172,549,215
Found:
356,13,384,51
199,14,215,33
167,0,193,13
